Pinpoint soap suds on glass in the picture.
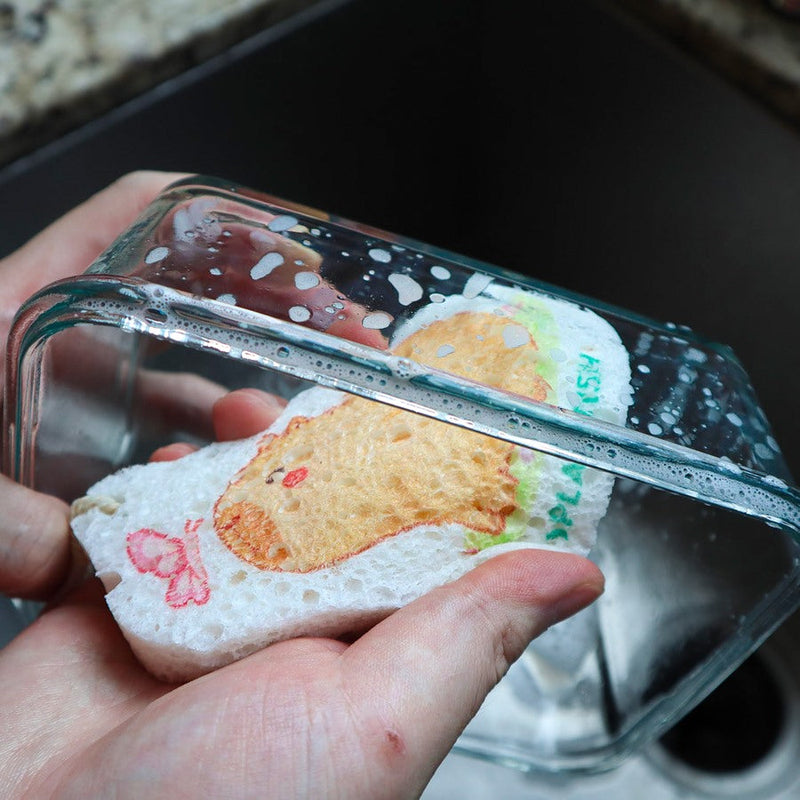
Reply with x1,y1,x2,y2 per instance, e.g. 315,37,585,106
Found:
502,324,529,349
388,273,424,306
463,273,493,299
368,248,392,264
294,272,321,290
145,246,170,264
289,306,312,323
267,215,299,233
251,252,284,280
362,312,393,330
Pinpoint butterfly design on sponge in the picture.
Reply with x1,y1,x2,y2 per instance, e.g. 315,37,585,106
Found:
126,518,210,608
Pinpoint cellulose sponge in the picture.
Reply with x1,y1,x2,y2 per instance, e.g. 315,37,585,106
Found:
70,284,632,682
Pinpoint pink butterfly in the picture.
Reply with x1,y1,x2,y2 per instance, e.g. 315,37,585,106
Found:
126,518,210,608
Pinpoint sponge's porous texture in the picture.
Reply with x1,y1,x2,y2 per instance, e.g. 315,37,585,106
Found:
71,286,631,682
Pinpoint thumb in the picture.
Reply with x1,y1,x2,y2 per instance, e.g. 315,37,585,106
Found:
341,548,603,796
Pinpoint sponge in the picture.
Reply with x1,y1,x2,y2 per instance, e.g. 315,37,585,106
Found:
70,284,631,682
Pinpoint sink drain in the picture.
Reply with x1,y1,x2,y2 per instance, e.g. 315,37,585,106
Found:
425,613,800,799
647,617,800,799
658,653,786,773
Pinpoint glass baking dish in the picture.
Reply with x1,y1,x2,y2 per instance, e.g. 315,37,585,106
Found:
4,175,800,773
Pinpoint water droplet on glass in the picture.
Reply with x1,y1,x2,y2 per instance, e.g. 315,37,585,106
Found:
754,442,773,461
388,273,424,306
648,422,663,436
767,436,780,452
144,246,170,264
251,252,285,280
268,215,298,232
362,311,393,330
430,293,446,303
430,265,451,280
368,248,392,263
289,305,311,322
502,324,529,349
686,347,707,363
209,267,223,276
217,294,237,305
294,271,321,290
437,344,455,358
566,391,581,409
463,272,493,299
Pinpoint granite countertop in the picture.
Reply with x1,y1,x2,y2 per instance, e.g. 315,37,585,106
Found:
609,0,800,124
0,0,320,166
3,0,800,166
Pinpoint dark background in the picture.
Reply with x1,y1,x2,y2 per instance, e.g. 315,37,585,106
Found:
2,0,799,475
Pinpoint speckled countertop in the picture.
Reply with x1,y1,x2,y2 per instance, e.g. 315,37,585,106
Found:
609,0,800,124
3,0,800,166
0,0,320,165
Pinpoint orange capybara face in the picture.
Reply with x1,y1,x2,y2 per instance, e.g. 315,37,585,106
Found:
214,310,549,572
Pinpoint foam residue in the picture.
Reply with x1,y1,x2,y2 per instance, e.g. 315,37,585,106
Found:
77,278,800,622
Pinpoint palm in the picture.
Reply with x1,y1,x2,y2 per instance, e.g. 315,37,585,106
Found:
2,583,347,797
1,172,603,799
3,546,597,799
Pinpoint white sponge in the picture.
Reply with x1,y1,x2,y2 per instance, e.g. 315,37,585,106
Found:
70,283,631,682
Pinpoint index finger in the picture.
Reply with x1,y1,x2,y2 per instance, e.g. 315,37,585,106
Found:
1,171,188,381
1,171,187,293
0,172,186,600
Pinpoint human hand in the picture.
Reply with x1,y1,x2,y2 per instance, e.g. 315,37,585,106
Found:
0,171,195,599
0,170,381,596
0,172,604,799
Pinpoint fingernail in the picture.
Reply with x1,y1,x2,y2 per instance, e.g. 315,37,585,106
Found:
239,388,287,412
548,578,604,627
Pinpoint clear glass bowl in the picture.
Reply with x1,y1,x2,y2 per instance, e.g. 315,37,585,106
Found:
4,175,800,773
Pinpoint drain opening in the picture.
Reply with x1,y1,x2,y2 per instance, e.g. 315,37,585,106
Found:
659,652,786,773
